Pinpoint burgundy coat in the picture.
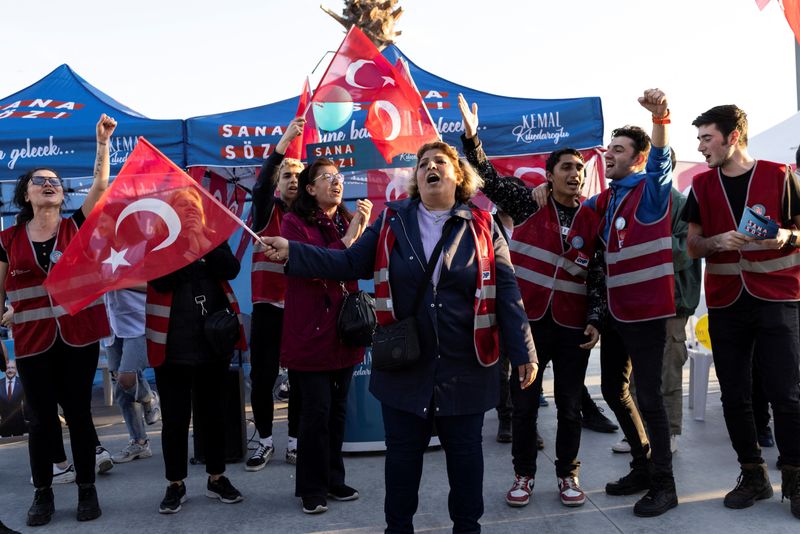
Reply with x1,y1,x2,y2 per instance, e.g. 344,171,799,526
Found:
279,210,364,371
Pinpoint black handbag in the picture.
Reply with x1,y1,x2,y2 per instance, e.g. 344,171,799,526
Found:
371,220,454,372
337,287,377,347
204,307,241,357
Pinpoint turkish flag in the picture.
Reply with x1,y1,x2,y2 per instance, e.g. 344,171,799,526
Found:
782,0,800,44
285,78,320,160
45,137,243,315
311,26,438,162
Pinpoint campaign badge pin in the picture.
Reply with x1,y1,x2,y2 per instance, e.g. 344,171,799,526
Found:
50,250,63,264
615,217,626,230
575,252,589,267
618,229,628,247
571,236,584,249
752,204,766,216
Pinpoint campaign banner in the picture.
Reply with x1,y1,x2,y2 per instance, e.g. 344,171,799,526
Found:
0,65,184,181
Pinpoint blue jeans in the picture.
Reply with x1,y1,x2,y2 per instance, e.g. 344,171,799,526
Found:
382,404,484,534
105,335,152,442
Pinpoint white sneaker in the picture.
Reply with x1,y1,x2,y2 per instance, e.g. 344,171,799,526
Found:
96,446,114,473
30,463,75,485
670,434,679,454
112,440,153,463
611,438,631,453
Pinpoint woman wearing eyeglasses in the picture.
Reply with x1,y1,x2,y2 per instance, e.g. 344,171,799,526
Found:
0,114,116,527
280,157,372,514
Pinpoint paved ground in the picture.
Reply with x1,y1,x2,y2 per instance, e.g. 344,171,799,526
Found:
1,349,798,533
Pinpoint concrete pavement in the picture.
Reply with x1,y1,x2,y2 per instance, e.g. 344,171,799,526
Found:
1,349,797,533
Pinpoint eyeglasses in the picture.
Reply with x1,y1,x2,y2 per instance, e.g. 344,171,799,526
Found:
30,176,62,187
314,172,345,185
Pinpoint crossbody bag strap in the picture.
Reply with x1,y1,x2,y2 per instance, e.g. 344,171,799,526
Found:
411,218,456,313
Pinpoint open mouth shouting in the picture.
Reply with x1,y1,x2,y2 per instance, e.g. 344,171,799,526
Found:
426,172,441,185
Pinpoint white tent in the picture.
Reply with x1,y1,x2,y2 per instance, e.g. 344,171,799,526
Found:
749,111,800,165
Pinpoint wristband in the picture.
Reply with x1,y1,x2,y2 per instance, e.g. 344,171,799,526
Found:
652,110,671,125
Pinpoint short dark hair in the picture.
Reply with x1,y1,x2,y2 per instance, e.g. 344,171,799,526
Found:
795,144,800,168
691,105,748,146
610,126,651,156
290,157,352,225
545,148,584,174
669,147,677,171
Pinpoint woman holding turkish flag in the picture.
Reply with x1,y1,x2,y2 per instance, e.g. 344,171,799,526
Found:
0,114,116,527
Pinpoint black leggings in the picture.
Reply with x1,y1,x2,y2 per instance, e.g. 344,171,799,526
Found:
16,338,100,488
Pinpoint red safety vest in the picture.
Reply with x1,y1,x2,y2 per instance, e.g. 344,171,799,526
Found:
145,281,247,367
692,161,800,307
373,207,500,366
0,218,109,358
597,181,675,322
251,204,287,305
509,199,598,328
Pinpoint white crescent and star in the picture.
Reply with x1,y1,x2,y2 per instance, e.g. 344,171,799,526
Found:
101,198,183,273
513,167,546,180
345,60,398,90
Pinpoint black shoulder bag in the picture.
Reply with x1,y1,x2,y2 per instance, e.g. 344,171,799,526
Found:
371,220,454,372
337,285,377,347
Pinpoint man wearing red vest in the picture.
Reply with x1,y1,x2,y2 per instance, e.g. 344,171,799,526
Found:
685,104,800,520
247,118,305,471
459,94,603,508
582,89,677,517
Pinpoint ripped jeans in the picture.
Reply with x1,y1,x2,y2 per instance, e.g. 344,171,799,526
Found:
105,335,153,442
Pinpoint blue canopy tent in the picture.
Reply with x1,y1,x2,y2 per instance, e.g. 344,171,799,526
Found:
0,64,185,222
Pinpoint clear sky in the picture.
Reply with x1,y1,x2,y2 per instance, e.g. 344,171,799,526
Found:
0,0,797,162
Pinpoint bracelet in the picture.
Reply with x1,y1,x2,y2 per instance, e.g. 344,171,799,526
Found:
652,110,671,125
97,141,108,146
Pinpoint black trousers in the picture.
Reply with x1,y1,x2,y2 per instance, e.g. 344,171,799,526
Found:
291,366,353,498
601,317,672,475
708,293,800,467
249,302,301,439
16,338,99,488
155,360,228,481
751,358,772,434
510,313,590,478
382,404,485,534
495,353,512,421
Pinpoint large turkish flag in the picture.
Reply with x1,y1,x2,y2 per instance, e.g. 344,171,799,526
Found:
45,137,243,315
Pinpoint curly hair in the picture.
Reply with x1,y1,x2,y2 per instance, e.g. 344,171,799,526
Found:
408,141,483,203
610,125,651,157
274,157,304,184
14,167,67,224
290,157,353,225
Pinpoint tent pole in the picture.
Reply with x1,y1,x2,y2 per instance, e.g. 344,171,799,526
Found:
796,38,800,111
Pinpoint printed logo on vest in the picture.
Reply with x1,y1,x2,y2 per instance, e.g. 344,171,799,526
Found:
575,253,589,267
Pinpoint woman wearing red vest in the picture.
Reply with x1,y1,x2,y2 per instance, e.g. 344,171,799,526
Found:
261,141,537,532
247,118,304,471
459,94,602,509
145,187,246,515
279,157,372,514
0,115,116,527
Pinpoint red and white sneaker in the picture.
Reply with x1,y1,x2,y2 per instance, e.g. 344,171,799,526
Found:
558,476,586,507
506,474,535,507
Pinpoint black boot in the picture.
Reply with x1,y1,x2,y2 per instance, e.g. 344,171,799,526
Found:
606,461,650,496
633,473,678,517
581,403,619,433
781,465,800,519
76,483,102,522
27,487,55,527
496,418,512,443
723,463,773,509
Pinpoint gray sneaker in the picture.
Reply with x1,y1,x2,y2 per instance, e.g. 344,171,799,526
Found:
143,392,161,425
112,440,153,464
